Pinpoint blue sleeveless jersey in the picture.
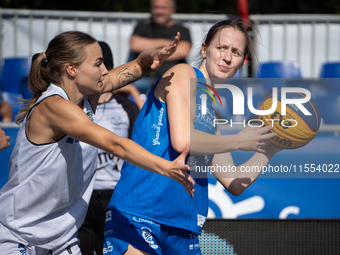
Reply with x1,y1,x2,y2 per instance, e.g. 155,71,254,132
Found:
108,67,216,233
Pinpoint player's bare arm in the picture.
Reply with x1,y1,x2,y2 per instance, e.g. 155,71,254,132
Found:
211,125,282,196
29,95,195,197
102,32,180,93
162,64,277,156
130,35,191,61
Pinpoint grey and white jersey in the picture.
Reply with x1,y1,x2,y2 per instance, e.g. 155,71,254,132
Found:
0,83,98,249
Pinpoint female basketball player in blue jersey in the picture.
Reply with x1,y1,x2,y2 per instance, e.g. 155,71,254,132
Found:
104,18,282,255
0,31,195,255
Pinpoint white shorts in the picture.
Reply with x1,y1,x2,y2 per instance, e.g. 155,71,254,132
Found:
0,223,81,255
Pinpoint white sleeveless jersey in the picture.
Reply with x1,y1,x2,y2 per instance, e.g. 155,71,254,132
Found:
0,83,98,249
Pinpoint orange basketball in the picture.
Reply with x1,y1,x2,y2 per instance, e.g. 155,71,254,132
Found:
259,91,321,149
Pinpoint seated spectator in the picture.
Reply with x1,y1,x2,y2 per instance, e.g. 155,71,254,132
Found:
129,0,192,93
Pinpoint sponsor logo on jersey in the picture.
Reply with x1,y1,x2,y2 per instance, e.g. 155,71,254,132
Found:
17,243,27,255
197,214,206,227
189,243,200,250
103,241,114,254
111,116,122,125
151,107,164,146
141,227,159,249
105,210,112,222
133,216,159,226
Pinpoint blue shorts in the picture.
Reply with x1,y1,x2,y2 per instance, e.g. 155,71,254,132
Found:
103,209,202,255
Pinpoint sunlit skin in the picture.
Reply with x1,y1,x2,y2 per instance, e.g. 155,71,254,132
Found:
62,42,108,106
74,43,108,93
200,27,246,80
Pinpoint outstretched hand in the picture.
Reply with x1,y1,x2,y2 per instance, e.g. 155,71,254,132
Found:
0,126,10,151
165,144,195,198
149,32,180,70
237,126,277,153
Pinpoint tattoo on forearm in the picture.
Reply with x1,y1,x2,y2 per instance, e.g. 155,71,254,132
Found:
137,56,153,74
116,66,141,87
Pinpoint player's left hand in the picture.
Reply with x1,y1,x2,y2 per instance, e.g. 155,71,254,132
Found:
259,139,283,157
149,32,180,70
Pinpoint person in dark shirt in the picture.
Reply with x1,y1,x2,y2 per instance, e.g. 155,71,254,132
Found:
129,0,192,93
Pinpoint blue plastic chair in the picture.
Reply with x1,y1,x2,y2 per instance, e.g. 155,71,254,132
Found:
315,94,340,124
256,61,302,92
320,62,340,78
0,57,31,98
319,62,340,95
256,61,302,78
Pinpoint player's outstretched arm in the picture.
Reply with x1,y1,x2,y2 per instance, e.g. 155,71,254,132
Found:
46,98,195,198
101,32,180,93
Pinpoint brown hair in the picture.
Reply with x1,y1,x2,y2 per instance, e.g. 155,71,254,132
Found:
197,17,258,67
16,31,97,124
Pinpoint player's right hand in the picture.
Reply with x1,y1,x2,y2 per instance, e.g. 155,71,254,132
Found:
165,144,195,198
236,126,277,153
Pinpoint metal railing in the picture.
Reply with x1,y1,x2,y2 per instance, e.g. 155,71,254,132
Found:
0,9,340,77
0,8,226,68
251,14,340,77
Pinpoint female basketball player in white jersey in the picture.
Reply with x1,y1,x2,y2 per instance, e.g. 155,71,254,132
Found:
104,18,282,255
0,31,195,255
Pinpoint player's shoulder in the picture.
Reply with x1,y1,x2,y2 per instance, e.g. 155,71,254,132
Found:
168,63,196,76
40,93,68,108
39,95,79,118
158,64,196,93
